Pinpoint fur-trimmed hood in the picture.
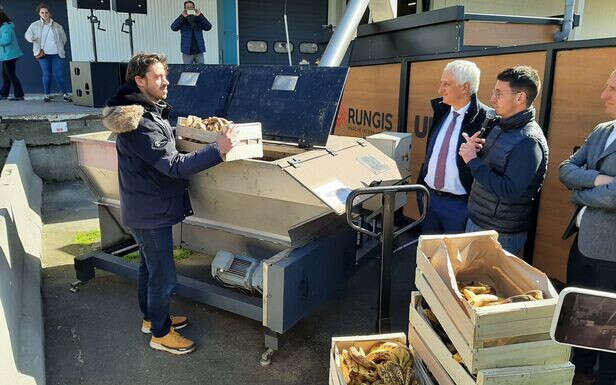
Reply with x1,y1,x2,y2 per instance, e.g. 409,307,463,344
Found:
102,104,145,133
102,83,171,133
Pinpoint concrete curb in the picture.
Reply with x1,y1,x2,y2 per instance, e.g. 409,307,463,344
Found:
0,140,45,385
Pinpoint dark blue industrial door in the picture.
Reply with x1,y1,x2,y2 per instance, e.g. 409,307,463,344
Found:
238,0,329,65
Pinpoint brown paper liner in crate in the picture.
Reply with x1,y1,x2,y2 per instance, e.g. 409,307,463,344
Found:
430,231,555,317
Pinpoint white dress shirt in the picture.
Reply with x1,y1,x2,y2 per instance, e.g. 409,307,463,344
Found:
41,21,59,55
576,123,616,227
605,124,616,151
425,102,471,195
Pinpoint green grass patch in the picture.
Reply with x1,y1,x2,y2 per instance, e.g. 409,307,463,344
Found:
173,248,192,260
72,230,101,246
121,247,192,263
123,250,140,261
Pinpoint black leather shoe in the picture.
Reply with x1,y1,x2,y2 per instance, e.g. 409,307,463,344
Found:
8,96,24,101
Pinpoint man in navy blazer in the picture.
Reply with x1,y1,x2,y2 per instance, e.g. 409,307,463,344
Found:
171,1,212,65
418,60,490,234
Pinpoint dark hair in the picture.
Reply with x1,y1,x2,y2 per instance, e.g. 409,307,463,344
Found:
0,10,11,26
126,53,168,85
184,1,195,7
36,3,50,14
497,66,541,107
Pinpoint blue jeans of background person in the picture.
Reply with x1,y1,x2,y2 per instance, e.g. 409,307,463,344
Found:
420,190,469,235
182,53,204,64
465,218,528,260
129,226,176,338
37,54,69,95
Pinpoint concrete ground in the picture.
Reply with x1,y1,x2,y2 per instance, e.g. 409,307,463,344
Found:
41,181,418,385
0,95,101,118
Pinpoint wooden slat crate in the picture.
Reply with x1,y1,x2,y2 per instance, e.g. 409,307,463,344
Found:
176,118,263,161
416,232,559,351
412,280,570,373
329,333,407,385
409,292,575,385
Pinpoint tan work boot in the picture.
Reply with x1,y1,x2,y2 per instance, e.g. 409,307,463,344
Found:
150,328,196,355
141,316,188,334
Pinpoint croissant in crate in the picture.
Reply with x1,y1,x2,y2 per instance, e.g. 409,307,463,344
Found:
457,281,544,307
183,115,233,132
339,341,418,385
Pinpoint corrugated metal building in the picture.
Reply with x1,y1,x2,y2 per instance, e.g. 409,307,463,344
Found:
67,0,221,64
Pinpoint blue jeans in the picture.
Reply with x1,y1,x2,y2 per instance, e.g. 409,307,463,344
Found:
129,226,176,338
421,191,468,235
465,219,528,260
37,54,69,95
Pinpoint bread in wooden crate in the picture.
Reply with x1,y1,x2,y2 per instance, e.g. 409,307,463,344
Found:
409,291,574,385
416,231,559,348
176,116,263,162
330,333,419,385
414,231,571,374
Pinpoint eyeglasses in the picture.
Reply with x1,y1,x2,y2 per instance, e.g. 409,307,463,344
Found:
492,89,522,99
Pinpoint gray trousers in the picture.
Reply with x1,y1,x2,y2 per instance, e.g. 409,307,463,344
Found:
182,53,205,64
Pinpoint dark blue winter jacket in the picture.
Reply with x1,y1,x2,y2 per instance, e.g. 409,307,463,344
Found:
170,14,212,55
102,83,222,229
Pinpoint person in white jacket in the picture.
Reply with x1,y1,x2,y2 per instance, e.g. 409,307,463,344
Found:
25,3,71,102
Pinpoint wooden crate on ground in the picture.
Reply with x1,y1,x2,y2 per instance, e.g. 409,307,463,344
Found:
409,292,575,385
329,333,406,385
176,117,263,161
415,270,570,373
416,232,559,351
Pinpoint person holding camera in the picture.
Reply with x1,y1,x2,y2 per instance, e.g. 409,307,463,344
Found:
24,3,72,103
170,1,212,65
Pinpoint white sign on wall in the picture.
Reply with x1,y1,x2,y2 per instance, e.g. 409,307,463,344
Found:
50,121,68,133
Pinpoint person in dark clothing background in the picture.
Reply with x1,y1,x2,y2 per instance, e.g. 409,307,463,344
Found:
417,60,490,235
460,66,548,259
0,9,24,101
102,52,236,355
170,1,212,65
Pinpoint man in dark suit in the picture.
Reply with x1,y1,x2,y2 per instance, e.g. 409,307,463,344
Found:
418,60,490,234
559,68,616,385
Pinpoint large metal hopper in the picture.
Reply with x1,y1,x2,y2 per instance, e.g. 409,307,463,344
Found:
72,131,403,248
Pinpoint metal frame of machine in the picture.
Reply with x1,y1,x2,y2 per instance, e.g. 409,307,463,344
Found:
69,65,412,365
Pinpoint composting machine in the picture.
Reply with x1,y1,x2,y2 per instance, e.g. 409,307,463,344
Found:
69,64,410,364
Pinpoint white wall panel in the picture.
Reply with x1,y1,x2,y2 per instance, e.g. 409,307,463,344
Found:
430,0,616,41
66,0,219,64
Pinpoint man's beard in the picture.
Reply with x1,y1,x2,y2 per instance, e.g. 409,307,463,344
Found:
142,86,166,102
